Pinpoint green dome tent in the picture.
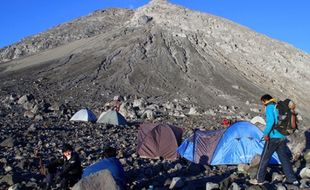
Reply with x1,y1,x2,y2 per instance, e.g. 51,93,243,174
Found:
97,110,127,125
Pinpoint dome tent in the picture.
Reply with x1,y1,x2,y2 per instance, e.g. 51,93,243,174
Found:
70,108,97,122
97,110,127,125
177,121,280,165
137,123,183,160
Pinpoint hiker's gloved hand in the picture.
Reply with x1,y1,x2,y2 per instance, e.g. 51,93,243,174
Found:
264,135,270,141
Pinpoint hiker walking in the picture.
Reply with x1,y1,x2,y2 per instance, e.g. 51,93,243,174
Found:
44,144,83,190
250,94,298,185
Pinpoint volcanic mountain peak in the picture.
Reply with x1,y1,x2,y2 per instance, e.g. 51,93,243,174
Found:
0,1,309,118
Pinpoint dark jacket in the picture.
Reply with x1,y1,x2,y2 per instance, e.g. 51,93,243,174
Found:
47,152,83,178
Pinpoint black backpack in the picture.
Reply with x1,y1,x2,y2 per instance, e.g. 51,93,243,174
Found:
273,99,298,135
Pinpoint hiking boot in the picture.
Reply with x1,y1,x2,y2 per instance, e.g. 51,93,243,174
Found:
249,179,266,185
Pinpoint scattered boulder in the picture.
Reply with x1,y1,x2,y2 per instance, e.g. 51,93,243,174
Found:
0,136,15,148
24,111,35,119
17,94,33,105
138,15,153,25
169,177,184,189
206,182,219,190
4,166,13,172
141,110,155,120
188,106,200,115
8,184,21,190
272,172,284,182
237,164,250,174
300,167,310,179
0,174,13,185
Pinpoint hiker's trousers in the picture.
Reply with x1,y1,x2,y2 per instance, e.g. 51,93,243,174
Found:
257,138,297,183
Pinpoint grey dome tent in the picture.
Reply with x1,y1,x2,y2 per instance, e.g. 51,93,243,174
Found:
97,110,127,125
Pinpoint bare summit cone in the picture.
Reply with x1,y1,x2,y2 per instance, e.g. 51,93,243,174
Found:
0,1,309,117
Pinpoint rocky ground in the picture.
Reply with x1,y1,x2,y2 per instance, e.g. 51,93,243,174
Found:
0,93,310,190
0,0,310,189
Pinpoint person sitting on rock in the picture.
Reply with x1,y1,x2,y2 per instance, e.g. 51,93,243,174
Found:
45,143,83,190
82,146,125,188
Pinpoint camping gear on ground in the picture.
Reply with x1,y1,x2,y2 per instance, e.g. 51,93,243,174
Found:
97,110,127,125
137,123,183,160
70,108,97,122
221,118,231,126
177,121,280,165
82,158,125,187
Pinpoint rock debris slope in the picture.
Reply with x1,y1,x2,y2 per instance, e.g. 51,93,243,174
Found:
0,0,309,116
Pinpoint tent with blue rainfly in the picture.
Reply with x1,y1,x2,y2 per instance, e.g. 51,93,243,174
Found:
70,108,97,122
177,121,280,165
82,158,125,185
97,110,127,125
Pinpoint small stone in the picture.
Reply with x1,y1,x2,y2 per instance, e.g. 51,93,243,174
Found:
250,108,260,113
272,172,284,182
304,150,310,163
5,166,13,172
31,105,39,114
206,182,219,190
0,137,14,148
232,85,240,89
34,114,43,121
174,163,182,171
276,184,286,190
250,154,261,167
8,183,21,190
230,182,241,190
300,167,310,178
119,158,127,165
164,178,172,186
23,102,34,110
188,106,200,115
0,158,8,164
169,177,184,189
237,164,250,174
0,174,13,185
24,111,34,119
27,124,36,132
17,95,29,104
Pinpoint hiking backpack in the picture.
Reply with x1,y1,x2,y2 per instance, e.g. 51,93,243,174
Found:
274,99,298,135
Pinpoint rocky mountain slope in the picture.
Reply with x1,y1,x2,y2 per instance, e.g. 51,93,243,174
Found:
1,0,310,189
1,0,309,118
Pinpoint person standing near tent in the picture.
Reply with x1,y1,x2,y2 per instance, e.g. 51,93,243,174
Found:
111,96,122,112
44,144,83,190
250,94,298,185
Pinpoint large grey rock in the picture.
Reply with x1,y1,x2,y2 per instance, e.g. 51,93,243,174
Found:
72,170,120,190
300,167,310,179
0,136,15,148
0,174,13,185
